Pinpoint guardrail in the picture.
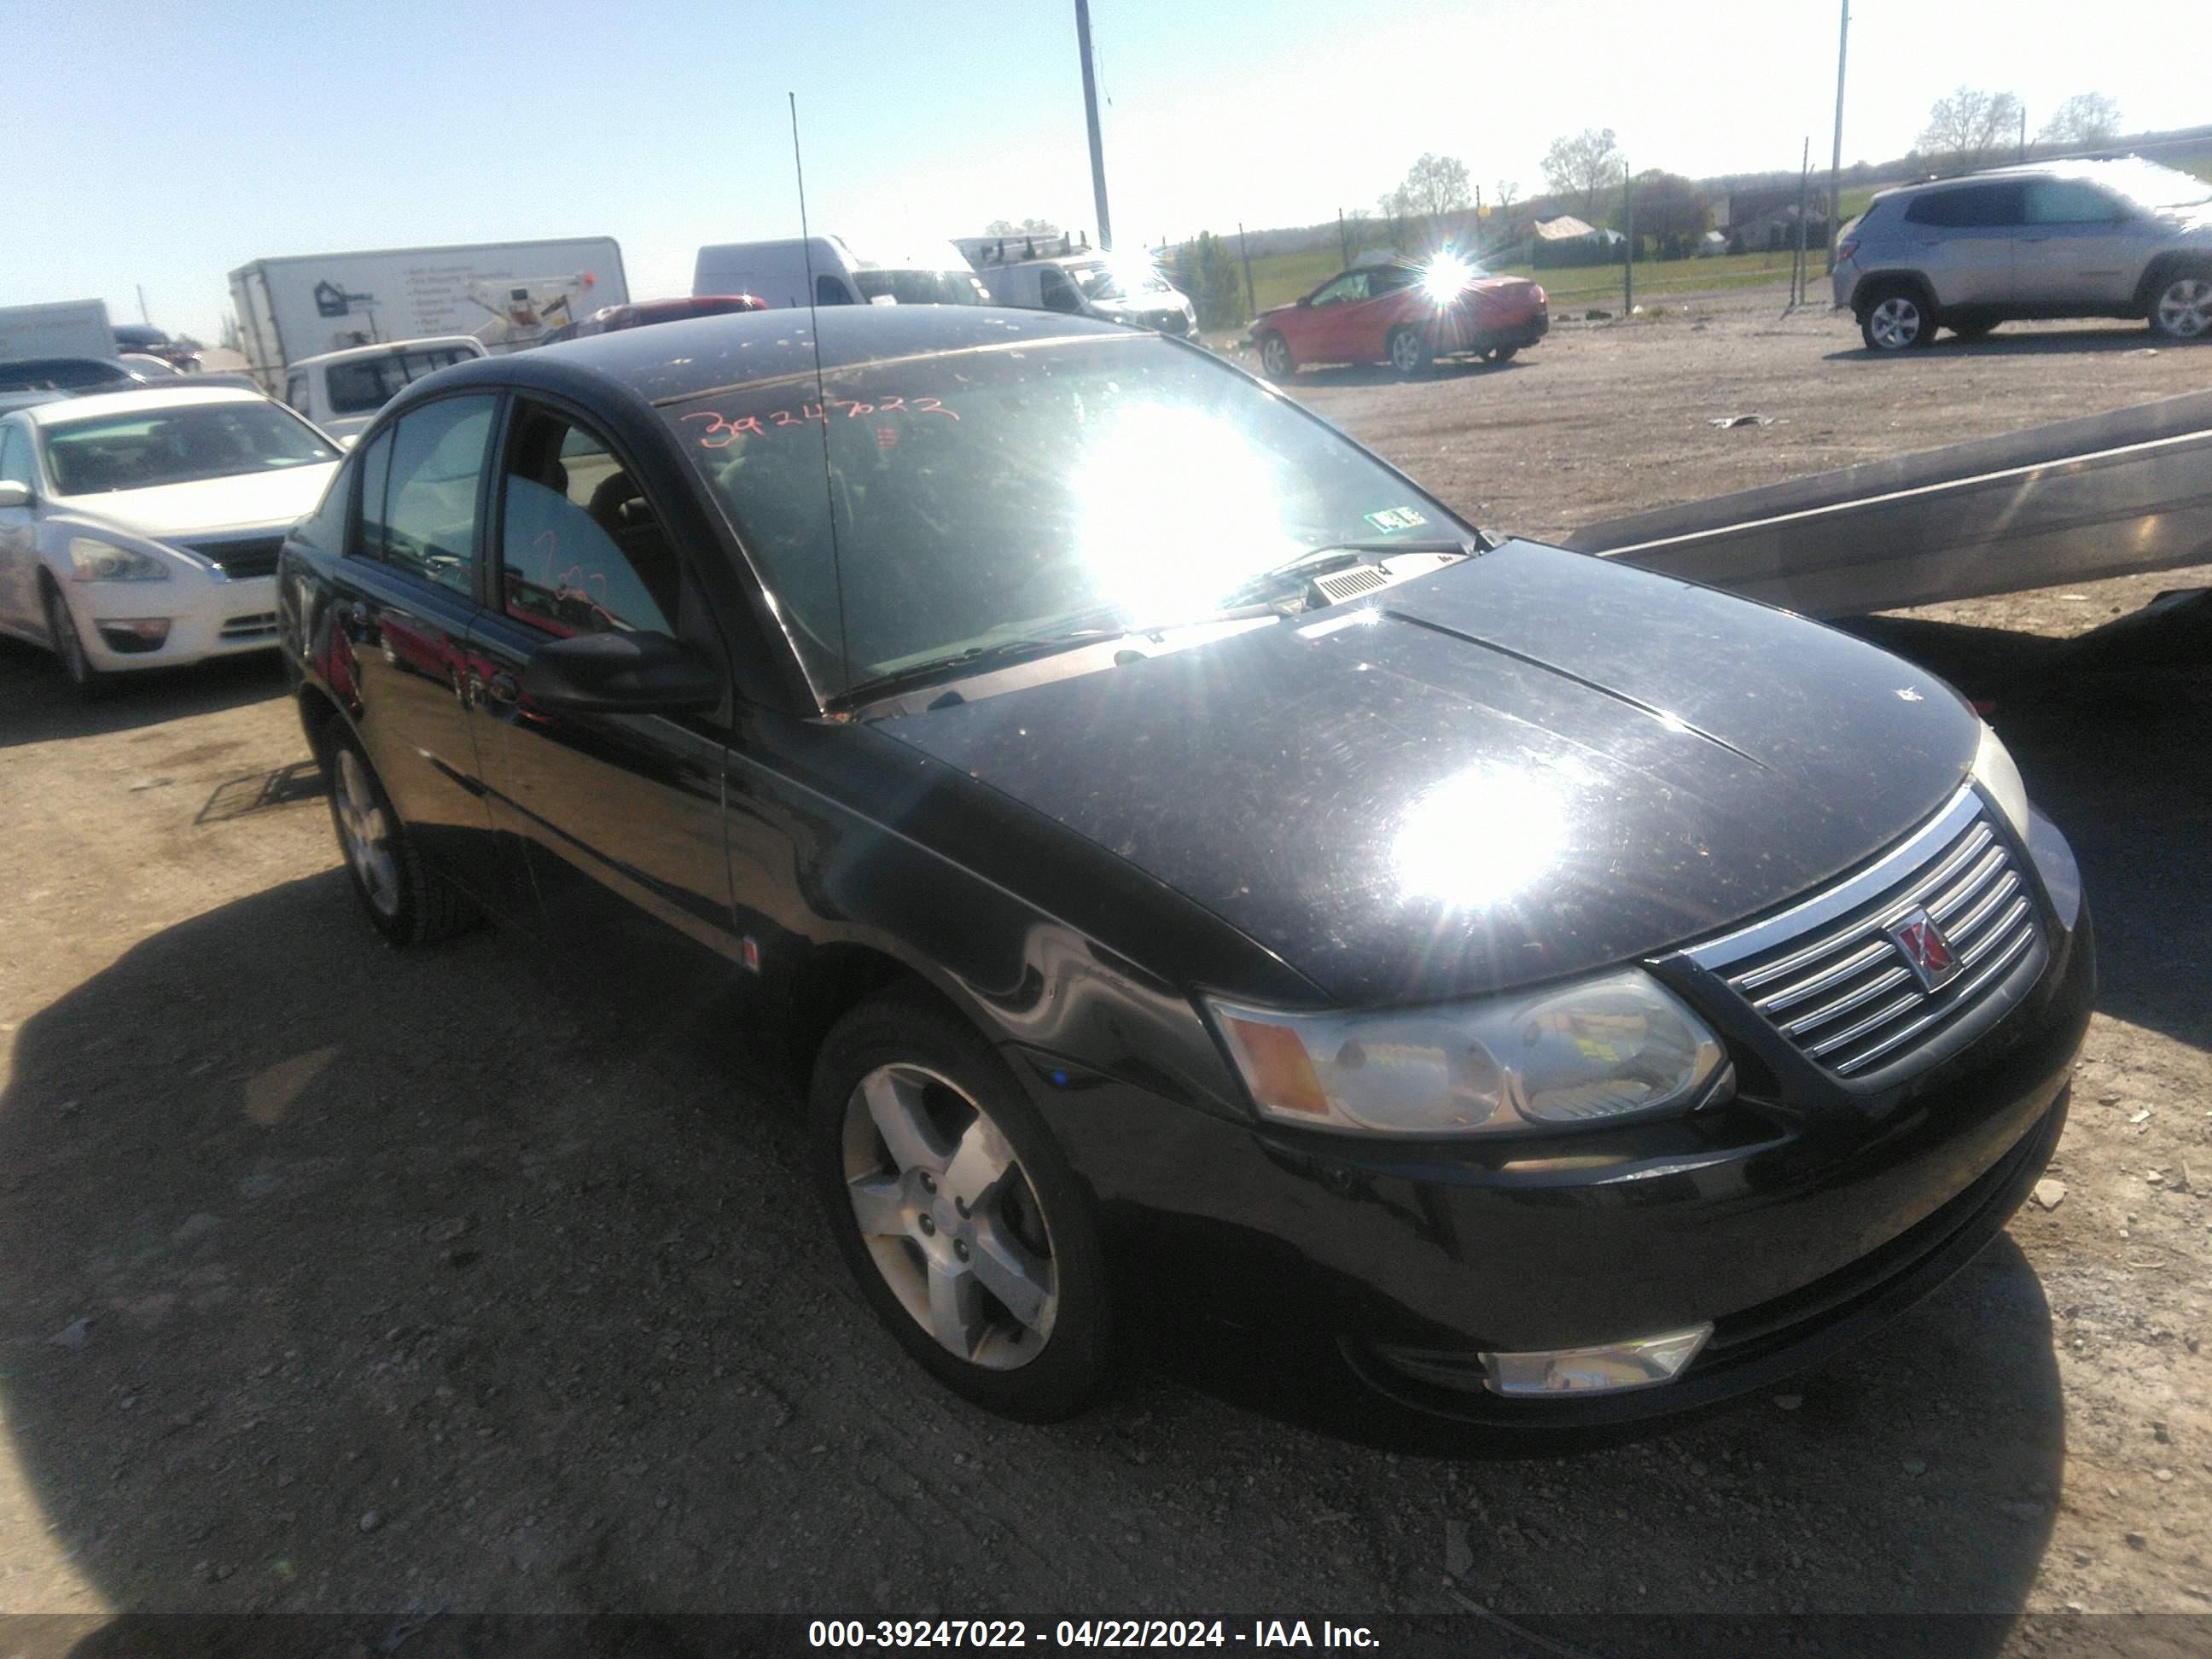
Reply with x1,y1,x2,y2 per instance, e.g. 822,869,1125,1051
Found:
1566,389,2212,618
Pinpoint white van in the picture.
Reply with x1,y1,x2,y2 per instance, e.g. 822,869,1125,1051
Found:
281,336,487,444
971,251,1198,338
691,237,986,310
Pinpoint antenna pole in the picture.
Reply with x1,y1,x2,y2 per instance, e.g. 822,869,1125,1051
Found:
1074,0,1113,252
789,92,851,690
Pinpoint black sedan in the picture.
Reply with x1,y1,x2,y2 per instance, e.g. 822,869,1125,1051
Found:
275,306,2092,1428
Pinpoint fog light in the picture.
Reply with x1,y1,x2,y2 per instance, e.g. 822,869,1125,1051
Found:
1479,1324,1712,1397
96,618,172,654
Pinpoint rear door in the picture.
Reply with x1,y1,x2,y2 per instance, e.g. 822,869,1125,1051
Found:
463,398,748,1017
326,393,509,905
1904,183,2024,309
2017,177,2139,306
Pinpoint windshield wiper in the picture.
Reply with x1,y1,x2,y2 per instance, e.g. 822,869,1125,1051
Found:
1217,537,1476,606
840,629,1123,704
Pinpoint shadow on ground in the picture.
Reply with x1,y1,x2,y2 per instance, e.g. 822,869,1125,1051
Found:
3,885,2062,1634
0,637,288,751
1825,324,2186,363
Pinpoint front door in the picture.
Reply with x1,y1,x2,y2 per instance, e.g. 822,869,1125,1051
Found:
463,399,749,1025
2017,177,2143,306
1300,270,1376,362
329,393,508,905
0,422,38,629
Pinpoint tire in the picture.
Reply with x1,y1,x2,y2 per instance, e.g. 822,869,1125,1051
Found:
1859,282,1935,352
40,577,106,701
1388,325,1434,376
322,727,475,946
1255,331,1295,381
1487,344,1519,364
809,987,1114,1421
2147,267,2212,341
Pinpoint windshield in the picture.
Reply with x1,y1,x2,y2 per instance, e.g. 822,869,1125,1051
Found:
43,402,337,493
853,269,987,306
2096,158,2212,210
667,333,1462,696
1074,263,1173,302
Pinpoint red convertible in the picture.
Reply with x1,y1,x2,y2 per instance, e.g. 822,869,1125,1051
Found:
1249,255,1547,379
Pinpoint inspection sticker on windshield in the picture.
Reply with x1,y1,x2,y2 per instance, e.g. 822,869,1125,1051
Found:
1364,506,1429,533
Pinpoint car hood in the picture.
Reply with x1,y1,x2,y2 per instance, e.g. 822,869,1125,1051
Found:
881,541,1982,1006
51,463,338,542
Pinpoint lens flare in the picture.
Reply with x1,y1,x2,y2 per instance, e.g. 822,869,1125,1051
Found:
1420,253,1476,306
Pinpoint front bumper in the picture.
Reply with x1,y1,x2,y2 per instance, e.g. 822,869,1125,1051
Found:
69,573,282,672
1016,812,2092,1427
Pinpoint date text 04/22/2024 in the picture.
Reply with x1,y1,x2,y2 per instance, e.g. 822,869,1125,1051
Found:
806,1620,1380,1649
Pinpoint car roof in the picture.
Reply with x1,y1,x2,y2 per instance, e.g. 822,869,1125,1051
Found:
1876,154,2162,202
21,384,272,426
429,305,1133,406
289,335,486,370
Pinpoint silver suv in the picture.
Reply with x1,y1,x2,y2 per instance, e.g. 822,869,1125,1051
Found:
1833,157,2212,351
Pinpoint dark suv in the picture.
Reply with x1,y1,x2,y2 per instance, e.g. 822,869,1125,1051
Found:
1834,157,2212,350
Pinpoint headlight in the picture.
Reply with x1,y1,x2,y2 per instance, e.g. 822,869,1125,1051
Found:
1207,969,1732,1138
67,536,172,583
1972,724,2031,841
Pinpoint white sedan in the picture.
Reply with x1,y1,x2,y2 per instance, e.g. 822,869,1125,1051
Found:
0,385,340,695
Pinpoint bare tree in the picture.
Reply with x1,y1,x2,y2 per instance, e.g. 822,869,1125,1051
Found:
1541,129,1626,220
1917,85,2024,171
984,217,1061,236
2040,92,2121,148
1493,179,1521,218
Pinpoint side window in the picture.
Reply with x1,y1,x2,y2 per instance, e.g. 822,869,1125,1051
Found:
2024,179,2121,224
283,372,310,414
496,405,678,638
816,274,853,306
1039,267,1083,313
1313,273,1371,306
375,395,496,597
326,358,400,416
1905,184,2025,228
1368,266,1419,295
0,423,33,489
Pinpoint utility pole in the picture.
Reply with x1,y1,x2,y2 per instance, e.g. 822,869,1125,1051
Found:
1238,224,1255,319
2018,105,2029,163
1337,208,1350,267
137,284,151,326
1622,160,1633,315
1826,1,1848,271
1074,1,1113,253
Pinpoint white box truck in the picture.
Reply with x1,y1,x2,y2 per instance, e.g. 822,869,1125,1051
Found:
228,237,627,391
0,299,116,362
693,236,985,309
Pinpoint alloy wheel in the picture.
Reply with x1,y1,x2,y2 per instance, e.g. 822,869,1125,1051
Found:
1390,329,1424,372
840,1062,1057,1370
2156,278,2212,339
1260,335,1292,379
334,748,401,919
44,586,90,686
1869,296,1923,349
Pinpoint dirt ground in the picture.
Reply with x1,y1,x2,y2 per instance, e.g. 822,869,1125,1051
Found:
1,287,2207,1650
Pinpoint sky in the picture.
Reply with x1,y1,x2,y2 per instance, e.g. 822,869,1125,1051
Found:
4,0,2201,343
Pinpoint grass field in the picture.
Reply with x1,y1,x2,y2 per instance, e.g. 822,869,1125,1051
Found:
1237,244,1813,318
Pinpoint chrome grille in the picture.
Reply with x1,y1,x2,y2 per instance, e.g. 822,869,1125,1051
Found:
184,536,283,579
1687,787,2046,1080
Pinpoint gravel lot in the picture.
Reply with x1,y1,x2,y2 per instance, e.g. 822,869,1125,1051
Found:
1,288,2206,1649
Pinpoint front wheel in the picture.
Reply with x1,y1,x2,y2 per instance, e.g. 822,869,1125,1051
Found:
1255,331,1295,381
1388,326,1434,376
810,988,1114,1420
2149,270,2212,341
1860,284,1934,351
323,730,475,945
1487,344,1520,364
40,579,105,701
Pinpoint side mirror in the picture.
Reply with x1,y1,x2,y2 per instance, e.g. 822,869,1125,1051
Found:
520,630,721,715
0,480,32,509
1297,294,1313,307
